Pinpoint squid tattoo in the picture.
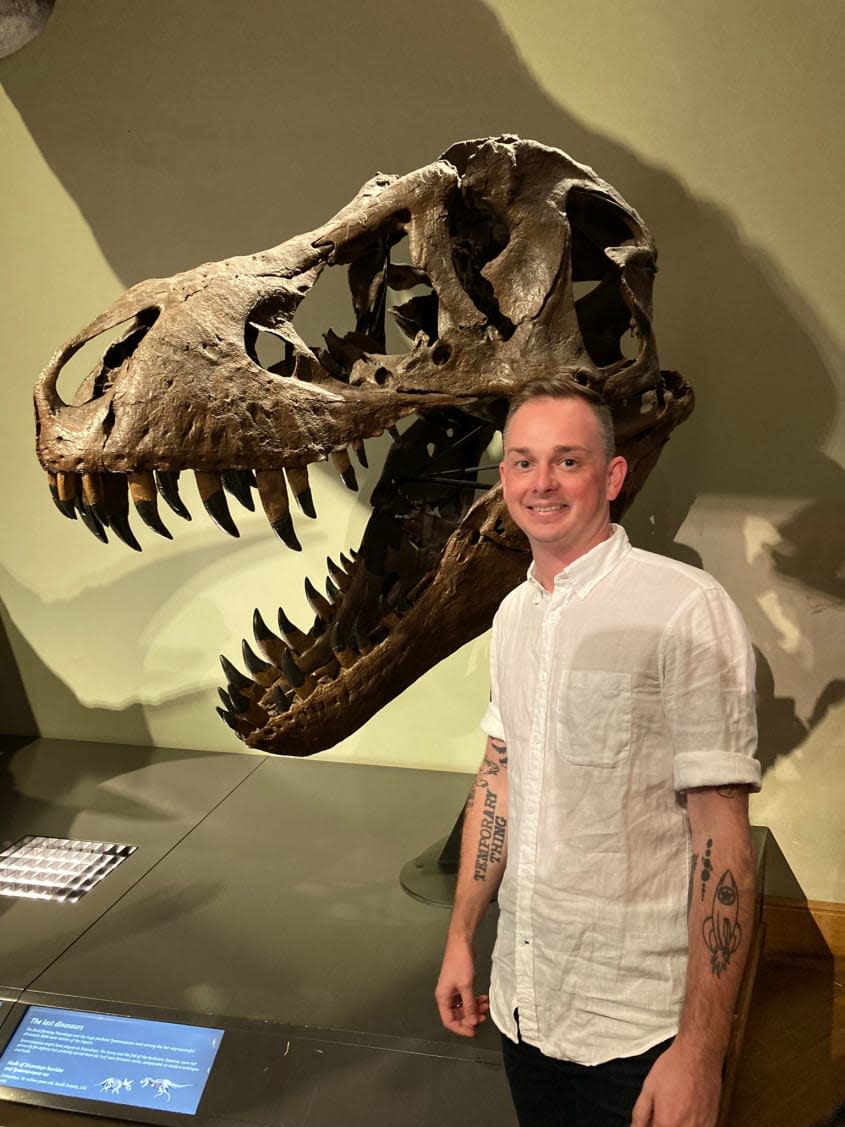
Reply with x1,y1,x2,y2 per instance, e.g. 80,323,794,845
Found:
702,869,742,977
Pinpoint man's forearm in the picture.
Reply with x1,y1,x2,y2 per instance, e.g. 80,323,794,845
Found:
448,735,509,942
631,786,756,1126
677,785,756,1063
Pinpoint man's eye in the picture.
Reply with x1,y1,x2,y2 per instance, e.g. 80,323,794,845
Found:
561,458,577,468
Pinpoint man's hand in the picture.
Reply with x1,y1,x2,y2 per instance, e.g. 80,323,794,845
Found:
434,936,489,1037
630,1041,722,1127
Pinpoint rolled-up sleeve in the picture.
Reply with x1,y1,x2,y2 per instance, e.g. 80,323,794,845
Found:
480,614,506,741
661,586,761,793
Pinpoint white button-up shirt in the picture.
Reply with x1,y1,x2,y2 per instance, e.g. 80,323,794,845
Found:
481,526,760,1065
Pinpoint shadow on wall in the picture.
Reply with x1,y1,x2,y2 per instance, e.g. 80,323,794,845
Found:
0,598,38,747
1,0,842,746
0,532,263,748
0,592,151,746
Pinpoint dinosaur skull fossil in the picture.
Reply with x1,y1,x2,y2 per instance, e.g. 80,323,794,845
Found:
34,136,693,756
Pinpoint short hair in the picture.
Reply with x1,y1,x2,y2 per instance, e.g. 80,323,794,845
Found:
503,375,616,461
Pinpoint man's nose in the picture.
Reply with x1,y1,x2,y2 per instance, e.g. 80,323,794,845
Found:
534,463,557,492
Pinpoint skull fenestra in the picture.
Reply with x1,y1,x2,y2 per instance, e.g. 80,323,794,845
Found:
34,136,693,756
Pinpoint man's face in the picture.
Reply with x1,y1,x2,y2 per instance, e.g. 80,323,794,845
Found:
499,396,627,568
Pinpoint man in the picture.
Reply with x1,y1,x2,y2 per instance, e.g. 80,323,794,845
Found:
435,376,760,1127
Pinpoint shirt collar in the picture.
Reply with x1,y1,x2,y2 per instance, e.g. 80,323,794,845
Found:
527,525,631,599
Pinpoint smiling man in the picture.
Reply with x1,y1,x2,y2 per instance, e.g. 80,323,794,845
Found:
435,376,761,1127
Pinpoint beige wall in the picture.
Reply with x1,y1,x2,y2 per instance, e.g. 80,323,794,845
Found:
1,1,842,900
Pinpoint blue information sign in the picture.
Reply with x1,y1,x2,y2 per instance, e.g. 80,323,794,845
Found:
0,1007,223,1115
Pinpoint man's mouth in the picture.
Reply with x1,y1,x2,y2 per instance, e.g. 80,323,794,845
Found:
528,502,569,513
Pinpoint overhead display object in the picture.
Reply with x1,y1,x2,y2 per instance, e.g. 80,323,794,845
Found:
34,136,693,756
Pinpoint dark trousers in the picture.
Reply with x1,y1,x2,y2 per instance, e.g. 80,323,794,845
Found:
501,1028,673,1127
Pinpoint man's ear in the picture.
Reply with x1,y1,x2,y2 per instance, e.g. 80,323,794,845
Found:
607,456,628,502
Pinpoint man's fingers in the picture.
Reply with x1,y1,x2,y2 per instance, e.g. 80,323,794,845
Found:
435,988,488,1037
629,1087,652,1127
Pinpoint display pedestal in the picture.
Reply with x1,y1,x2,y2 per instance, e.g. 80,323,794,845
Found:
0,739,506,1126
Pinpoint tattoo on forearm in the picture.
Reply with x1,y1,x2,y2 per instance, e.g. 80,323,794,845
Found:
473,786,507,881
468,740,508,881
700,837,714,901
688,853,699,914
702,869,742,976
490,738,508,766
717,785,739,798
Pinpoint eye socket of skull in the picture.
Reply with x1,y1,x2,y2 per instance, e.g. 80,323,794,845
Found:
566,188,653,370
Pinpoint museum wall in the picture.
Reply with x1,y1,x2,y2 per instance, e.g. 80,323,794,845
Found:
0,1,842,901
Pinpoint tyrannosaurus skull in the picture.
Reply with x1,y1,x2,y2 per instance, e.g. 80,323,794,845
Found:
34,136,693,756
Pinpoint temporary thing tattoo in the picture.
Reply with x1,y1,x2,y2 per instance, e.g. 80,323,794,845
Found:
700,837,714,901
702,869,742,977
473,788,507,882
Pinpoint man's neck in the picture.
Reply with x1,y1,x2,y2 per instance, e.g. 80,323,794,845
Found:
532,523,614,592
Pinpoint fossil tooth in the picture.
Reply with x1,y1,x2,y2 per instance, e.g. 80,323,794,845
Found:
285,467,316,519
353,624,371,654
222,470,256,512
325,576,341,600
326,557,352,593
48,472,77,520
96,474,140,551
221,681,266,725
312,657,340,682
155,471,192,520
255,470,301,551
281,649,317,699
218,688,237,713
56,471,79,504
269,684,292,714
219,654,254,695
252,608,286,667
339,552,354,572
351,438,368,468
281,647,305,688
388,426,401,441
81,473,111,528
76,496,108,544
216,706,257,737
277,607,310,653
107,510,142,552
304,577,333,621
195,471,240,537
216,706,241,733
330,621,356,669
128,472,172,539
241,638,273,678
331,449,358,492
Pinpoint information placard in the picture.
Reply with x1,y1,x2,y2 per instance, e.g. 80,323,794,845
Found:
0,1007,223,1116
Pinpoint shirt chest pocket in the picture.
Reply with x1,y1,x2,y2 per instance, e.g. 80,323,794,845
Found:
555,670,632,768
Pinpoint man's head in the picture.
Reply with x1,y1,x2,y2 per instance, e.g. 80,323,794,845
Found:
500,376,627,579
503,375,616,459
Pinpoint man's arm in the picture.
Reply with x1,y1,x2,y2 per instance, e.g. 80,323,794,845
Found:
632,784,755,1127
434,735,509,1037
